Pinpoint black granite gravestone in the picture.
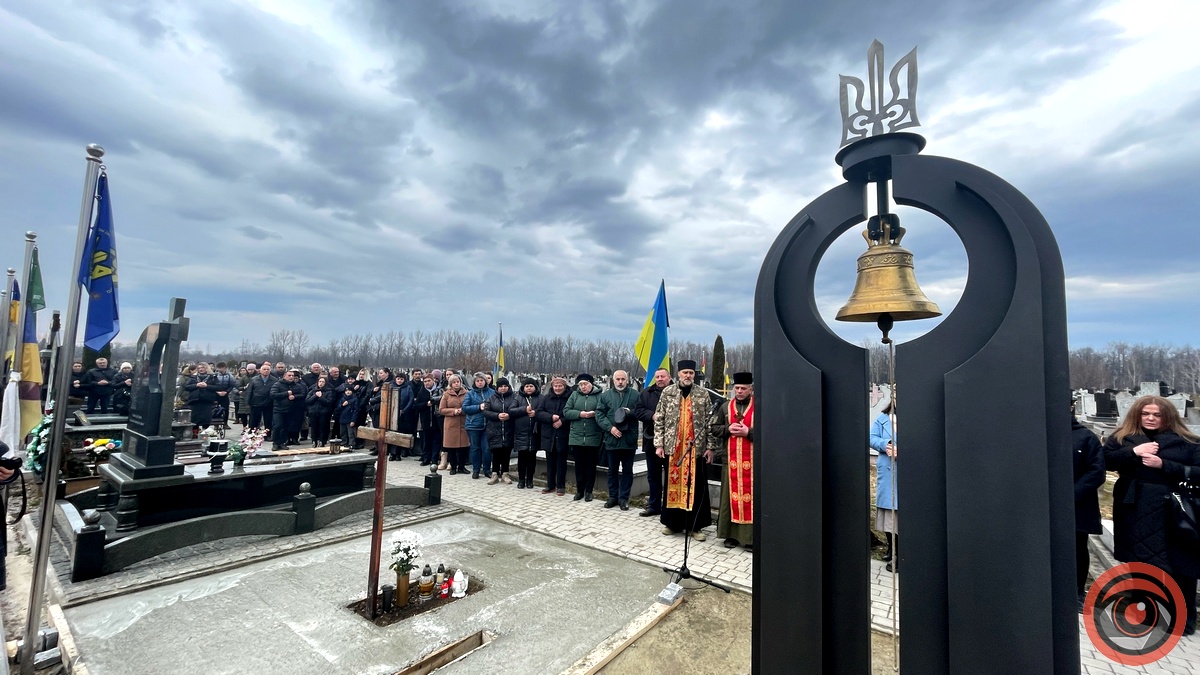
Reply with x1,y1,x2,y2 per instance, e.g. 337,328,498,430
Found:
126,323,166,436
111,298,190,479
1093,391,1118,418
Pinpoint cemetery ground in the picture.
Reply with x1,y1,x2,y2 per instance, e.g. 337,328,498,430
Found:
0,426,1187,674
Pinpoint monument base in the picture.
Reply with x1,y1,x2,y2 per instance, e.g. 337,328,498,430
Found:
95,453,377,532
108,450,187,480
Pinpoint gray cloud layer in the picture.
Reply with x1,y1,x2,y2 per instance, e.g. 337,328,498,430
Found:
0,0,1195,355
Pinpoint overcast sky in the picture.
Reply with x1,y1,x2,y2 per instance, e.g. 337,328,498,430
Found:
2,0,1197,356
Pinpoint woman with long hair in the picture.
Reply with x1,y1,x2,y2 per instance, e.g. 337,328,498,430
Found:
1105,395,1200,635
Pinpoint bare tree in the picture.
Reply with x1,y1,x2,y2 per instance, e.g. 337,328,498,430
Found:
149,327,1200,397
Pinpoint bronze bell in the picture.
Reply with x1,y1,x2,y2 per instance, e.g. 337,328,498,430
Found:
836,214,942,322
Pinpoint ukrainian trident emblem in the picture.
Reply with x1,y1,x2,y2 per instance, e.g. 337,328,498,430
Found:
839,40,920,146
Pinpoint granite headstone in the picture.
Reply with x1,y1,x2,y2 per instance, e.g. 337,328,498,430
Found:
112,299,190,479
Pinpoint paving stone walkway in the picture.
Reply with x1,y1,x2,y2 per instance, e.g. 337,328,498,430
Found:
380,457,1200,675
27,437,1200,673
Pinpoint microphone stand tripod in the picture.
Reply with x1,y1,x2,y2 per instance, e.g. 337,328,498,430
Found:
661,438,730,594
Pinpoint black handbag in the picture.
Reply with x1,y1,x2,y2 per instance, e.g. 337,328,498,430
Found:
1168,466,1200,543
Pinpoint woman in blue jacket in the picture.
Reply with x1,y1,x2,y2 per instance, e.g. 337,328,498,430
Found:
870,402,899,572
463,372,495,479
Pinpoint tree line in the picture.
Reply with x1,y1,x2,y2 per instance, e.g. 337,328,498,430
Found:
861,341,1200,394
103,330,1198,394
104,329,754,381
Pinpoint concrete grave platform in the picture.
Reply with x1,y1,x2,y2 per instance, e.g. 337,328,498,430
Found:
60,512,669,674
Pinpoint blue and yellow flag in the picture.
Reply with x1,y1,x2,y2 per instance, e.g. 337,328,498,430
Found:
17,282,42,438
4,281,43,439
79,172,120,351
634,280,670,374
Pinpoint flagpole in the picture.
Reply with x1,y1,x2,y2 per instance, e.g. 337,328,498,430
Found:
1,267,13,377
12,232,36,373
21,145,104,674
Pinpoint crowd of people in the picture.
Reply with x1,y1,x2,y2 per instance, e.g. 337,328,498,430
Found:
872,390,1200,636
170,358,757,549
68,357,134,415
28,353,1200,627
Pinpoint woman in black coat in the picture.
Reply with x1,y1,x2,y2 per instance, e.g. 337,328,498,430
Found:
536,376,572,496
1104,395,1200,634
1071,399,1105,610
407,377,431,459
305,376,335,447
483,378,517,484
286,370,308,445
351,370,373,449
418,375,442,466
510,378,543,489
388,372,414,461
183,363,220,428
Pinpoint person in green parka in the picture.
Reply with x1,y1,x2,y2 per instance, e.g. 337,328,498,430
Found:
564,373,604,502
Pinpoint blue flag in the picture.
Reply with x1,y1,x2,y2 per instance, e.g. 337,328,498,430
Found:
80,172,120,351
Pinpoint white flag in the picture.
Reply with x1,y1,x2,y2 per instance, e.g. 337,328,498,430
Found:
0,373,22,455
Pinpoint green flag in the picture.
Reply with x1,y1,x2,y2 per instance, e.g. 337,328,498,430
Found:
28,246,45,312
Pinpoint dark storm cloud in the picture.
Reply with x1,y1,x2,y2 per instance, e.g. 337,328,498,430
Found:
361,0,1110,262
526,173,659,252
2,0,1193,351
421,222,492,252
376,3,626,138
365,3,673,251
0,65,136,156
187,4,416,217
241,225,280,241
95,1,179,47
1091,93,1200,161
448,163,509,215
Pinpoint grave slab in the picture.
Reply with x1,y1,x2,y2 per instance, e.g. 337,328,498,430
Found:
60,512,668,675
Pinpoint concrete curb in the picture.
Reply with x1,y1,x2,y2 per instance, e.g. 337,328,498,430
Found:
19,503,462,609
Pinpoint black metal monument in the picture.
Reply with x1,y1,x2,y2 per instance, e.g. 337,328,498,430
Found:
753,42,1076,673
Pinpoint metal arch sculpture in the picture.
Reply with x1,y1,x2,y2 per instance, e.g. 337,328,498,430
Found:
752,132,1077,674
